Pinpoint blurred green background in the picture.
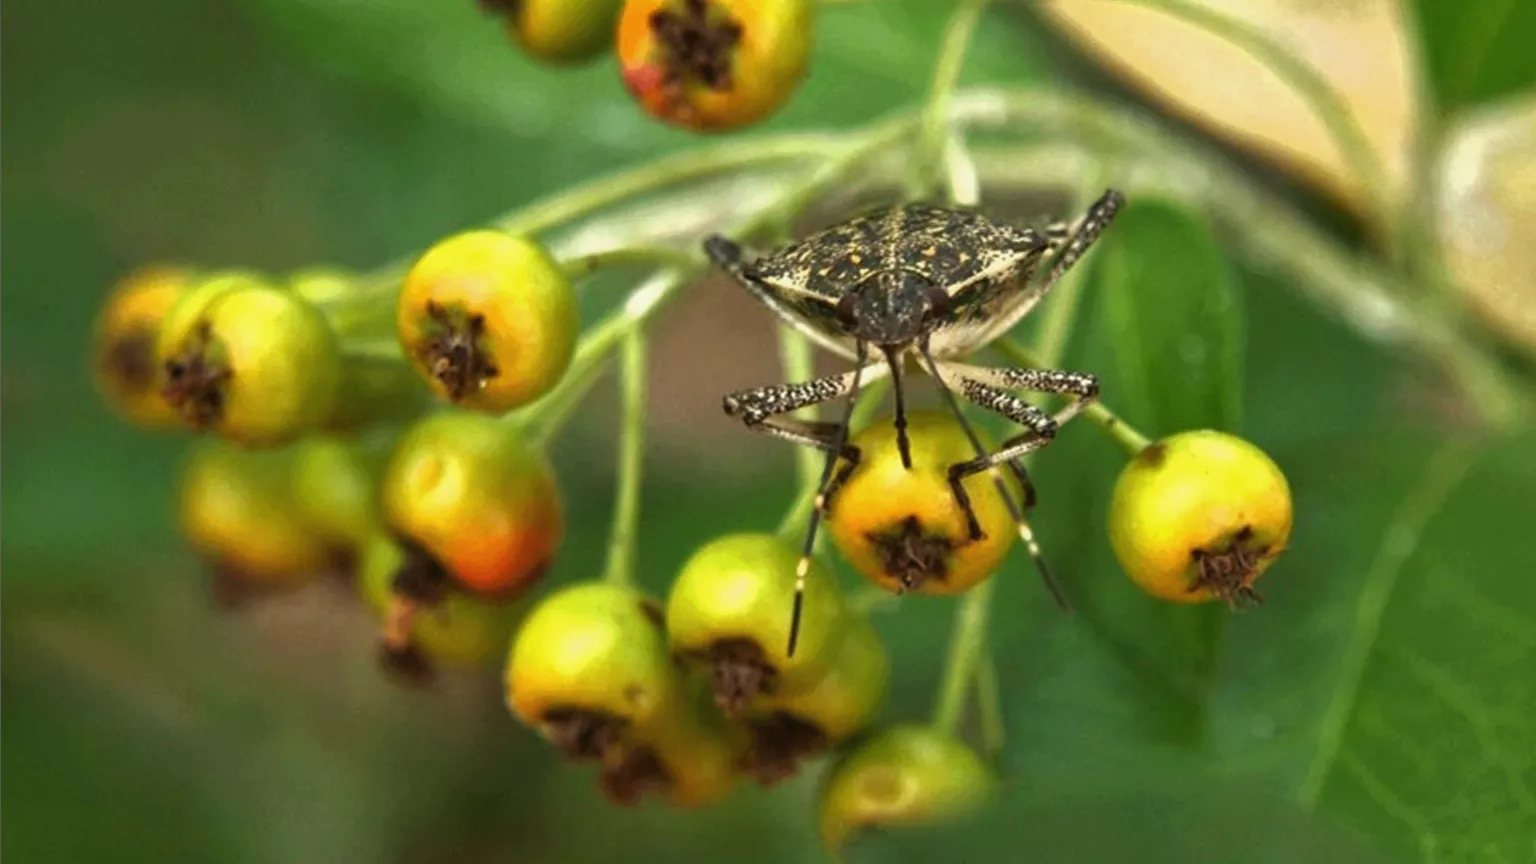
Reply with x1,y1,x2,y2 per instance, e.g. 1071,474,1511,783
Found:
5,1,1535,862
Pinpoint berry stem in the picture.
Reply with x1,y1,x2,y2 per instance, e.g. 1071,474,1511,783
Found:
559,244,702,280
602,330,649,589
932,575,996,737
975,652,1005,762
521,268,700,449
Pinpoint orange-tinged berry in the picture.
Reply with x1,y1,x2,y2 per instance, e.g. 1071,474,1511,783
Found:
358,531,521,682
1109,429,1293,606
828,411,1018,596
398,231,577,413
617,0,812,132
382,410,563,598
92,265,195,429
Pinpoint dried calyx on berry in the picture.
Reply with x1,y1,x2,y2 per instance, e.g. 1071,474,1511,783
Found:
481,0,625,65
397,231,577,413
360,531,521,685
381,410,563,600
155,273,343,447
92,265,195,430
1108,429,1293,606
817,724,997,854
665,533,850,714
618,0,813,132
828,411,1019,596
505,582,681,761
736,613,888,786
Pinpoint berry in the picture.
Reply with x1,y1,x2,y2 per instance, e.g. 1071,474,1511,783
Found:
1108,430,1293,606
617,0,813,132
601,676,745,809
817,724,996,853
291,431,395,559
505,582,681,761
177,439,336,606
155,274,342,447
666,533,849,713
359,531,520,682
483,0,625,65
827,411,1019,596
398,231,578,413
381,411,563,598
738,613,887,786
91,265,194,430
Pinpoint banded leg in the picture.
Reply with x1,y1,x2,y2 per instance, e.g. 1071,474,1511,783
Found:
1037,189,1123,293
917,342,1070,611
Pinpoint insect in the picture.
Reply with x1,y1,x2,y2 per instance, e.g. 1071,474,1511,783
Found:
705,189,1124,655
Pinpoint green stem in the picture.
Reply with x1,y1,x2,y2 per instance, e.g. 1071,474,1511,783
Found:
348,133,847,300
933,575,997,735
975,652,1005,760
602,330,648,589
993,338,1153,456
520,268,700,448
1108,0,1400,259
778,327,821,492
560,245,701,280
913,0,991,198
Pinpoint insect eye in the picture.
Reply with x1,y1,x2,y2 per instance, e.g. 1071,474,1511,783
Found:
836,293,859,329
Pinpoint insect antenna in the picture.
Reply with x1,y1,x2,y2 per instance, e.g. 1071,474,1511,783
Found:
917,340,1071,612
788,339,870,657
882,344,913,470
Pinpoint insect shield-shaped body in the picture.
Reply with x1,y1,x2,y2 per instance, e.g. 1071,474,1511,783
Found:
705,193,1124,650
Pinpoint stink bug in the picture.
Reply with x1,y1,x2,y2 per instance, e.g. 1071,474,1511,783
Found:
704,190,1124,654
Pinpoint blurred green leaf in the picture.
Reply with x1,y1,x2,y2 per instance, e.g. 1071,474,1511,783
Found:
1415,0,1536,114
1092,196,1244,437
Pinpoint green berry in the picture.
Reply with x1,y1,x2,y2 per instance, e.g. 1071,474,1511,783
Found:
665,532,849,714
817,724,996,853
505,582,681,761
739,614,888,786
156,274,342,447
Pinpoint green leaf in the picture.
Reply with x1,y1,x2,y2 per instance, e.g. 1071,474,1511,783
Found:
1415,0,1536,113
1090,195,1244,437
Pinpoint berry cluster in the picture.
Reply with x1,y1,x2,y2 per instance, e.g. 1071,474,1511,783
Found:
89,1,1298,851
483,0,813,132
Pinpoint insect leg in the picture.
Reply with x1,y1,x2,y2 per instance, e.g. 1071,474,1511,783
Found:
723,344,883,657
1037,189,1123,294
918,342,1070,612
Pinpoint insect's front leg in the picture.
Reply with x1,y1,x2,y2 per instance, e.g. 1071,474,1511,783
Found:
723,369,873,515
